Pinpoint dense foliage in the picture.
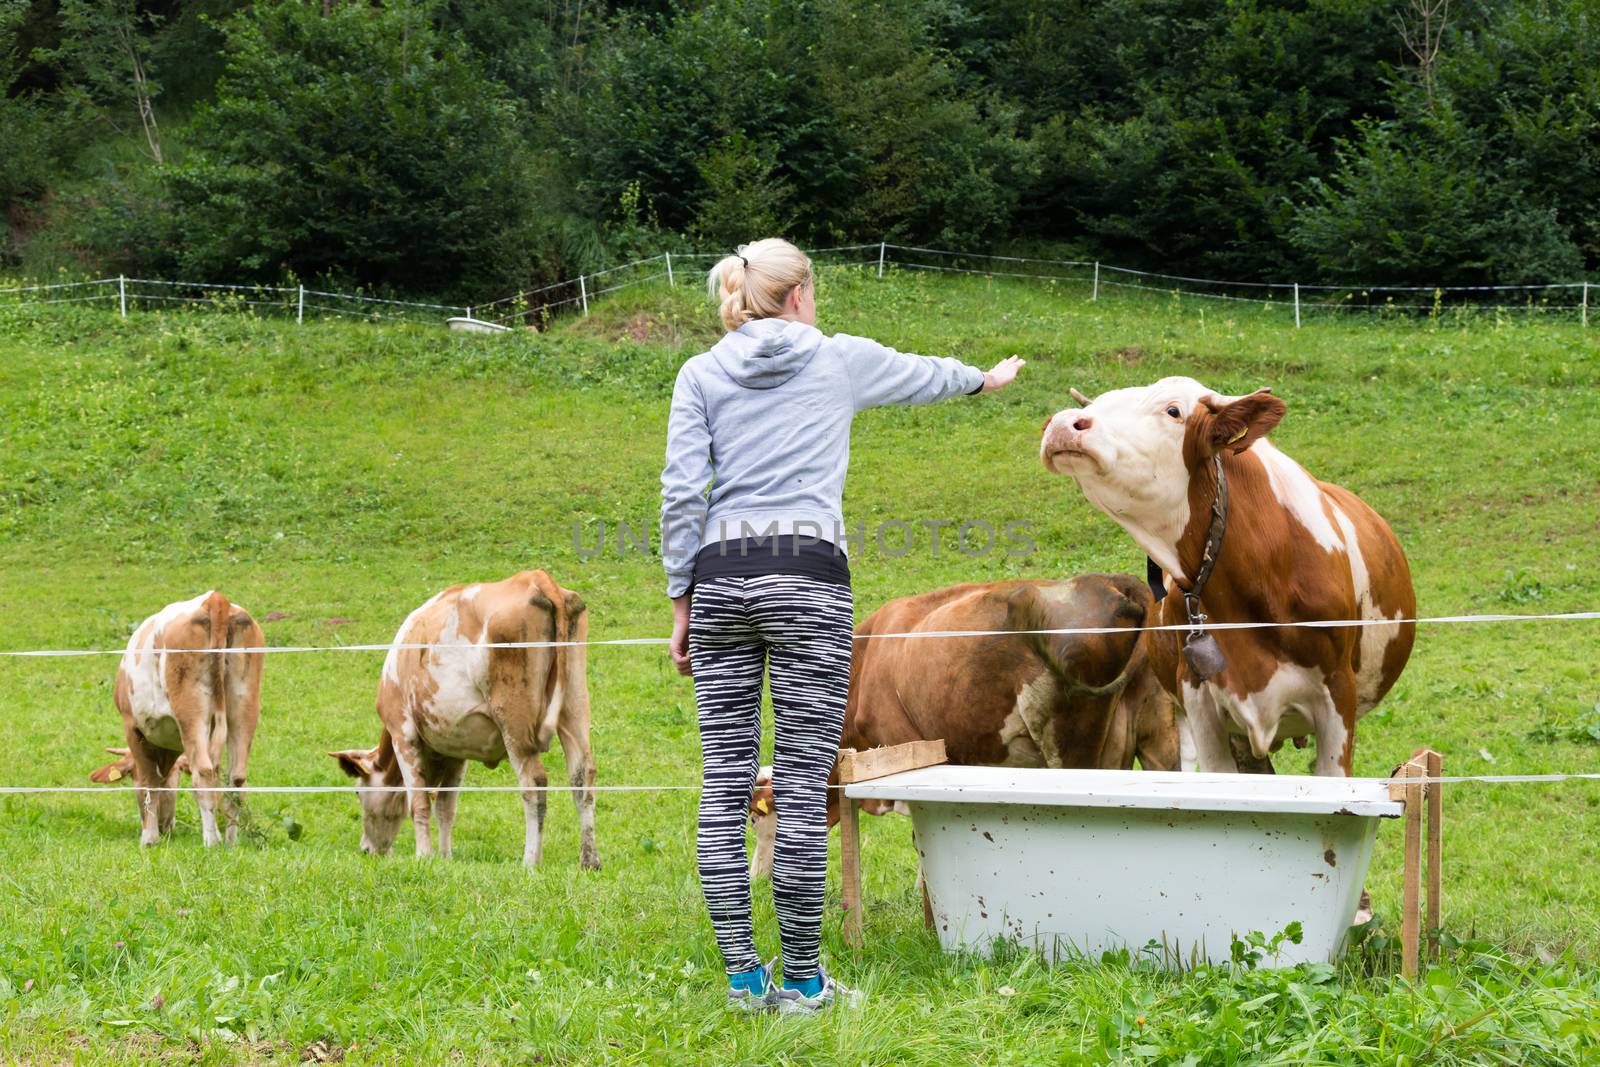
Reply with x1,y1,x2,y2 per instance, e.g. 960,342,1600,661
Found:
3,0,1597,297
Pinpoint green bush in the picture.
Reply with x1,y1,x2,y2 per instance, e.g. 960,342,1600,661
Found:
1291,110,1585,286
160,0,543,301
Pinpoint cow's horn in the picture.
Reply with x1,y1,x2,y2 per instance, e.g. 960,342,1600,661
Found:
1070,387,1092,406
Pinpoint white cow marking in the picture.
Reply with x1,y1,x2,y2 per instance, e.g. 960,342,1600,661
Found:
123,592,213,752
1256,441,1342,552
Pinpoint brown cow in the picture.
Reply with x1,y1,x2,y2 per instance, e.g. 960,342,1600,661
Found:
750,574,1179,875
329,570,599,869
113,591,264,846
1040,376,1416,777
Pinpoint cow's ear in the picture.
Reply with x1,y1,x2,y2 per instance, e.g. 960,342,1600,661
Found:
1204,389,1285,455
89,758,130,784
329,749,376,778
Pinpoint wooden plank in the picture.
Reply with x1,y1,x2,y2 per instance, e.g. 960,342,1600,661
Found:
836,739,947,784
839,796,863,946
1388,751,1429,801
1426,749,1443,960
1400,760,1423,979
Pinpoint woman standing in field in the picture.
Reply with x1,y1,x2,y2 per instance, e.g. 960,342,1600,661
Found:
660,238,1024,1013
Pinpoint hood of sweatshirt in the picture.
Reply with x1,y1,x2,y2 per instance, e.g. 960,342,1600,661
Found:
707,318,824,389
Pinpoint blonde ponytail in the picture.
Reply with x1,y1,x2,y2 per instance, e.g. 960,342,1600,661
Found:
706,238,813,332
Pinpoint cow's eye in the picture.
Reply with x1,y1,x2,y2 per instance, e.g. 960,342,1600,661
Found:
1166,405,1182,419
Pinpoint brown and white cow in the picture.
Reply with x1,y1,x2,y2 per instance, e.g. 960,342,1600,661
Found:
329,570,599,869
1040,376,1415,777
113,591,264,846
750,574,1179,875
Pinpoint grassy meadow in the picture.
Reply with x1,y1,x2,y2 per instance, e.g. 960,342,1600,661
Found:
1,265,1598,1064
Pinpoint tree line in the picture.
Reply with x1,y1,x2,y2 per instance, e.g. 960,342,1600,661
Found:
3,0,1596,302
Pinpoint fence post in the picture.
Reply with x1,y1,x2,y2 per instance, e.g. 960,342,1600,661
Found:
466,306,473,321
1092,262,1100,302
579,275,589,316
877,241,886,278
1294,283,1301,329
665,252,675,288
297,284,305,325
118,275,127,318
1584,281,1589,328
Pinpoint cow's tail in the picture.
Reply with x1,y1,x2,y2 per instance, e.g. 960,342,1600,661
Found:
203,590,230,700
529,569,569,746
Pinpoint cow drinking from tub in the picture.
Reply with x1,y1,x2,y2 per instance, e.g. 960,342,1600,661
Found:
329,570,599,869
1039,377,1415,777
750,574,1180,877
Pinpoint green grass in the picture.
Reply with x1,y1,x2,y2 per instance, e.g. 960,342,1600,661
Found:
1,266,1598,1064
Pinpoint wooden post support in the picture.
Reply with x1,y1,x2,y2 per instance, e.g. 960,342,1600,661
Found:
1388,748,1442,979
834,739,948,947
839,778,863,945
1426,750,1443,960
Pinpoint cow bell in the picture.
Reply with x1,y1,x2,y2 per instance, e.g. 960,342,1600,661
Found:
1182,631,1228,681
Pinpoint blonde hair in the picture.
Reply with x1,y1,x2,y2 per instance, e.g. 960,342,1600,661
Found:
706,238,813,332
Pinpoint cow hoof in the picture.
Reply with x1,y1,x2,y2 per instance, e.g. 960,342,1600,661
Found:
581,854,601,871
1352,888,1374,926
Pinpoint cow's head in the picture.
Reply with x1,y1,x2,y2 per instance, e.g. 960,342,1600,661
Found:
1040,376,1285,579
329,746,405,855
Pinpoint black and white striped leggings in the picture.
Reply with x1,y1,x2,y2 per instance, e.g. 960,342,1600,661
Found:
689,573,854,980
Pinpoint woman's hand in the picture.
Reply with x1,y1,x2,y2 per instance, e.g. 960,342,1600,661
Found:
669,594,693,677
981,355,1026,392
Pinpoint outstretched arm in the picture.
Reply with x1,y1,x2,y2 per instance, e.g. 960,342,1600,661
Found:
841,334,1023,409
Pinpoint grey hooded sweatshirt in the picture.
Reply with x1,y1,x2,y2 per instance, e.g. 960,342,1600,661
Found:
660,317,984,597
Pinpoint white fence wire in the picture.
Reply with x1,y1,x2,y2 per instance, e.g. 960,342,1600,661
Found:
4,243,1592,331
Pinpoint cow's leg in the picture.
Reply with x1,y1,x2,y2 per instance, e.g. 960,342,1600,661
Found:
555,608,600,870
748,809,776,881
432,758,466,859
1180,681,1238,773
125,728,171,846
388,731,434,858
384,723,435,857
1230,734,1276,774
1313,674,1356,778
206,706,231,843
503,744,550,867
222,647,262,846
555,718,600,870
1175,707,1198,773
169,688,224,847
156,754,181,835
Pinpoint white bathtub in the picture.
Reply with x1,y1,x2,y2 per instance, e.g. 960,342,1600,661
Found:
845,766,1401,967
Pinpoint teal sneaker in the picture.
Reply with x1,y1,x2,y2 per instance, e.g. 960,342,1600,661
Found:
774,964,861,1015
725,958,779,1014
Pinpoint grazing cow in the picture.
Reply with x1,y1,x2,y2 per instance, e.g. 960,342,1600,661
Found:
113,591,264,846
1040,376,1416,777
329,570,599,869
750,574,1179,875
